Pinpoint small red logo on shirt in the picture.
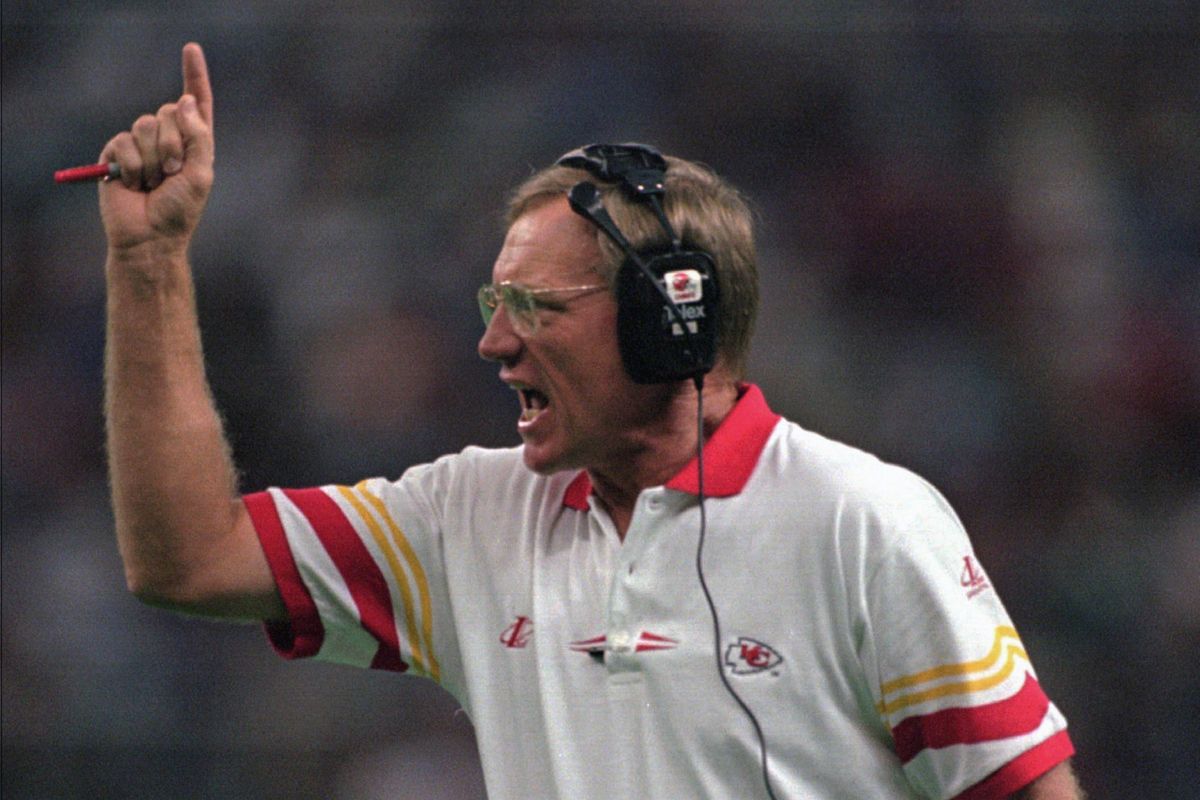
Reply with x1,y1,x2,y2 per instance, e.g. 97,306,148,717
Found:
500,616,534,649
634,631,679,652
960,555,991,599
569,631,679,656
724,637,783,674
569,634,607,655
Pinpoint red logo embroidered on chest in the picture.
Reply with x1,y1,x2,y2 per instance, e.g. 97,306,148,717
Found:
724,637,783,675
500,616,533,649
960,555,991,599
569,631,679,656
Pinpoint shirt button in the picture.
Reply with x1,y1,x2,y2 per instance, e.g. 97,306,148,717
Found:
646,497,663,512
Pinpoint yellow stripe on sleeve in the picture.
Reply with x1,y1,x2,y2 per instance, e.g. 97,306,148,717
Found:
355,481,441,683
336,485,432,679
876,626,1029,715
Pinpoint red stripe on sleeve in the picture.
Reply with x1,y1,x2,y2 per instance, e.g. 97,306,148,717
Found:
243,491,324,659
952,730,1075,800
281,488,408,673
892,672,1050,763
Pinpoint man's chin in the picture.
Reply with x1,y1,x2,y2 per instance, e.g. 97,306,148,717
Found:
521,442,576,476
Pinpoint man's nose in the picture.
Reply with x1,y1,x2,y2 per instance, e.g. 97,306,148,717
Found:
477,304,522,363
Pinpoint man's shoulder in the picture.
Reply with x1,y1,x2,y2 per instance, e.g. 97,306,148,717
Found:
770,420,920,491
767,419,956,519
398,444,575,503
399,444,521,486
765,420,968,553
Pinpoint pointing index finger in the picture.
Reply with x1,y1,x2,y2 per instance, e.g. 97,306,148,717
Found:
181,42,213,125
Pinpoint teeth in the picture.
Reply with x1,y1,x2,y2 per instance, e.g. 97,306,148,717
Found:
518,388,548,422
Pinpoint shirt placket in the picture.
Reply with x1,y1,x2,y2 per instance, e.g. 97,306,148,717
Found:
602,487,672,676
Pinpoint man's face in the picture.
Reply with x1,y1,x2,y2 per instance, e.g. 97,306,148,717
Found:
478,198,667,475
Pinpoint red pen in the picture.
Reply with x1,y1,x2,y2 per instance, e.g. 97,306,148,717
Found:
54,162,121,183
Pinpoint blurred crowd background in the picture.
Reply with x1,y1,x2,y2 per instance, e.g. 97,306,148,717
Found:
3,2,1197,798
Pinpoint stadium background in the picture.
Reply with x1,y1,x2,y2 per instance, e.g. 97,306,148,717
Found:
2,3,1196,798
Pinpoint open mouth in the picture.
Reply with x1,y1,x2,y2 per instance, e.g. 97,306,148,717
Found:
519,388,550,423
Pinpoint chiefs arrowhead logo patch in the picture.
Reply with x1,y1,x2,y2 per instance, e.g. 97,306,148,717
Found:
724,637,783,675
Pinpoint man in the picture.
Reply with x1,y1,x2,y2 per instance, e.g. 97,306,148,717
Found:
100,43,1082,798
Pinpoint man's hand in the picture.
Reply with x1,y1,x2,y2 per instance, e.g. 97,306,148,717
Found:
98,43,214,256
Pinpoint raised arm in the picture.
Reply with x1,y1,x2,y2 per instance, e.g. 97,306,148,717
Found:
1009,761,1085,799
101,43,283,621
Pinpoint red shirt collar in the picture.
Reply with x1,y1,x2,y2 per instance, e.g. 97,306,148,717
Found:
562,383,781,509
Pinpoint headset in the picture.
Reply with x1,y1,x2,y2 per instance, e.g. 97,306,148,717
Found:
556,143,779,800
556,143,718,385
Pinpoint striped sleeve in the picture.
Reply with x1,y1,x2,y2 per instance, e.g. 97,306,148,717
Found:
877,624,1074,798
856,477,1073,799
244,479,444,682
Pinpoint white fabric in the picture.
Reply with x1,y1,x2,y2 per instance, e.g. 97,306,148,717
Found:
248,388,1071,799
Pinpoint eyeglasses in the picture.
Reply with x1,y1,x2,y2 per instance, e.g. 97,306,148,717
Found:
477,281,608,334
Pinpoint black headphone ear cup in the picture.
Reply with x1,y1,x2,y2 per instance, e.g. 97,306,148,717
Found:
616,251,720,384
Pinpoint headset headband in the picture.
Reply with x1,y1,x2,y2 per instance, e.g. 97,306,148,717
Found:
556,142,667,198
557,143,680,250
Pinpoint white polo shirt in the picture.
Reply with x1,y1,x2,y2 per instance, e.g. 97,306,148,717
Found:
245,385,1073,799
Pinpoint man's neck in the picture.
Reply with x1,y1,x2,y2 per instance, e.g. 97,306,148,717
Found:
587,376,739,540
